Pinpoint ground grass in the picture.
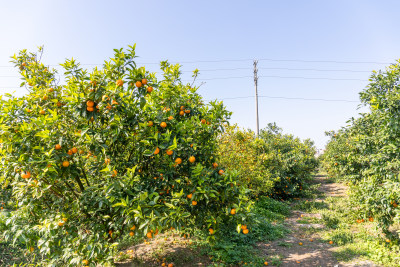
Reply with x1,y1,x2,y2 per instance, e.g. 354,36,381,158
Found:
113,196,292,266
308,194,400,266
0,209,38,266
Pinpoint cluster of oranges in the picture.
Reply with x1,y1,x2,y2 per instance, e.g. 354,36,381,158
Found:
0,202,5,210
54,143,78,168
161,261,174,267
240,224,249,234
356,217,374,223
178,106,191,116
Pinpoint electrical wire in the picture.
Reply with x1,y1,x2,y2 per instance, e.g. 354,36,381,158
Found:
206,95,359,103
0,57,395,68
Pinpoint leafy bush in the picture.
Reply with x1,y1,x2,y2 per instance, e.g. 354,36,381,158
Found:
0,46,251,265
217,124,318,199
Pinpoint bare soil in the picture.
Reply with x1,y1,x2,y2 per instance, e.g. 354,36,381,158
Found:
258,174,379,267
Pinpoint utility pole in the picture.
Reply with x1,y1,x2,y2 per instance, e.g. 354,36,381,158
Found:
254,60,259,137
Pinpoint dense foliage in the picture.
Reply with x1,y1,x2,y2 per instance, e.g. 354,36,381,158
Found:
0,46,251,265
322,61,400,239
217,124,318,199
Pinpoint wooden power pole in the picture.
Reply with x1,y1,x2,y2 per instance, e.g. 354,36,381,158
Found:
254,60,259,137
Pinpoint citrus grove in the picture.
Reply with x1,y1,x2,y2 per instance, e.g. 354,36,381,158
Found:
0,46,321,266
322,60,400,241
0,46,252,265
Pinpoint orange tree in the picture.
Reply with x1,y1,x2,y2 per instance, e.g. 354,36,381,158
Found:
322,61,400,239
217,123,318,199
0,46,251,265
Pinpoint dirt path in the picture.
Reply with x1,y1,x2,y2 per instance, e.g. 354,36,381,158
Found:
258,174,378,267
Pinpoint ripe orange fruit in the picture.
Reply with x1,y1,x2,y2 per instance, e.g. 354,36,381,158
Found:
39,110,45,115
67,150,73,155
112,99,118,105
48,87,54,93
148,121,153,127
62,161,70,167
386,239,391,243
241,225,247,230
209,228,214,234
57,102,62,107
130,225,136,230
160,122,167,128
264,262,268,266
329,240,333,244
187,193,193,199
116,79,124,87
309,239,313,242
135,81,142,88
26,108,32,113
298,242,303,245
185,110,190,114
243,229,249,234
58,222,64,227
22,62,27,67
213,163,218,168
162,263,166,267
218,170,224,175
147,86,153,93
369,217,374,222
189,156,195,163
179,111,184,116
129,231,134,237
168,264,173,267
86,100,95,107
42,95,48,100
82,260,89,265
166,150,173,155
55,144,61,150
168,116,173,121
154,147,160,155
230,208,236,215
112,170,117,177
175,158,182,164
201,119,206,124
71,147,78,154
192,200,197,206
142,78,147,85
21,171,31,179
180,106,185,110
87,106,94,112
146,232,152,238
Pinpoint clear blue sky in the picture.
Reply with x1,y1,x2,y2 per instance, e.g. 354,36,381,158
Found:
1,0,398,149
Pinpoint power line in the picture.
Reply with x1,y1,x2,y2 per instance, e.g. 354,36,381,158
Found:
209,95,359,103
185,75,368,82
258,75,366,81
258,58,393,65
0,57,395,68
258,67,372,73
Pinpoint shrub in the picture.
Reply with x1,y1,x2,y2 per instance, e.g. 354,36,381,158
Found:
217,123,318,199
